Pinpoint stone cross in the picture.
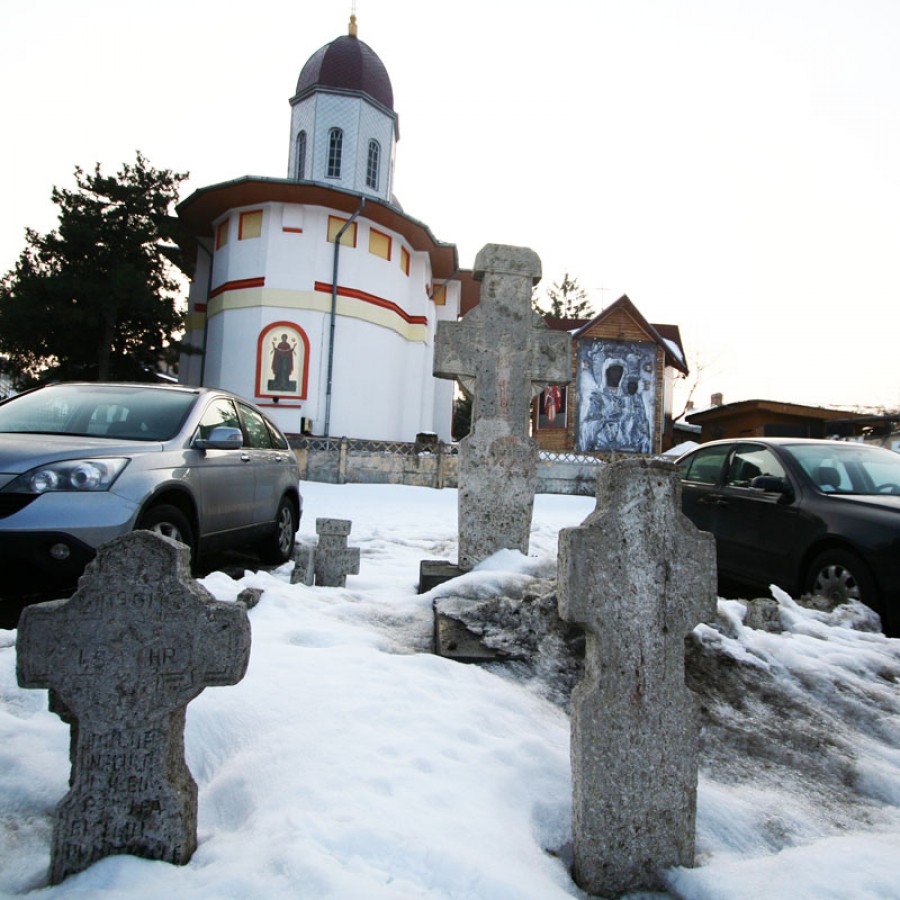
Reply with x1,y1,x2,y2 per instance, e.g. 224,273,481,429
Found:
314,518,360,587
434,243,571,569
16,530,251,884
557,459,717,897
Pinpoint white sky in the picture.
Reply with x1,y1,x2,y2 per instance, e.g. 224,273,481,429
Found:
2,0,899,414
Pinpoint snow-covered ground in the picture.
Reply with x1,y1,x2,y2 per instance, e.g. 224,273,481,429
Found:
1,481,899,899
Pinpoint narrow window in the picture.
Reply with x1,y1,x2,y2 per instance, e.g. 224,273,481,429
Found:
295,131,307,180
366,139,380,189
327,128,343,178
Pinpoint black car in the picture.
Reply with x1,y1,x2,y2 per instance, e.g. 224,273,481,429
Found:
675,438,900,636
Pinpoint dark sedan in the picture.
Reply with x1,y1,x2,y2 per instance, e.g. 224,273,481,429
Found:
675,438,900,636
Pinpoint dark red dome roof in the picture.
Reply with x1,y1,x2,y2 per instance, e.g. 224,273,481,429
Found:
295,34,394,112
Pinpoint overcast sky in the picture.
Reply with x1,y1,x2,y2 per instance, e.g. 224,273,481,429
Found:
2,1,898,414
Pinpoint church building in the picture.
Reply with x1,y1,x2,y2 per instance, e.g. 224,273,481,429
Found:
176,16,472,442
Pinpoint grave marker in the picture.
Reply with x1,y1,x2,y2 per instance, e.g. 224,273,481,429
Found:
434,243,571,569
314,518,360,587
557,458,716,896
16,530,251,884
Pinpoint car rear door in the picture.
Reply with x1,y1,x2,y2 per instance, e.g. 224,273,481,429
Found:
677,442,731,538
711,443,800,587
237,402,295,524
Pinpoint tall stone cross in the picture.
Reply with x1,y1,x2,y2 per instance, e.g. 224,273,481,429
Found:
557,459,717,897
16,530,251,884
434,243,571,569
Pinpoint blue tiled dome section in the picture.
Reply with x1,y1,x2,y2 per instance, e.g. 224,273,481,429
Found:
296,35,394,111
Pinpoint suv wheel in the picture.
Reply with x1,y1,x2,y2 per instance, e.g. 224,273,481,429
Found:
258,497,297,565
137,504,196,565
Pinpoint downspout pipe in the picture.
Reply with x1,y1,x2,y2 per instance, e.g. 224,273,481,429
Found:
324,196,366,438
196,238,214,386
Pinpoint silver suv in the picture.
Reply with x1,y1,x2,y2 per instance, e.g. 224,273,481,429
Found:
0,382,302,606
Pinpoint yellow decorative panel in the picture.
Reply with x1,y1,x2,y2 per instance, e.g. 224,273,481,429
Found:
215,219,229,249
327,215,357,247
400,246,410,276
239,210,263,240
368,228,391,260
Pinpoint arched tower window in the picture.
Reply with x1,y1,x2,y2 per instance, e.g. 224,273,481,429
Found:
295,131,307,180
366,139,380,189
327,128,343,178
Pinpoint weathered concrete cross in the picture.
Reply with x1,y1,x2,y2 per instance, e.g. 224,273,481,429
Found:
557,459,717,897
434,243,571,569
16,530,251,884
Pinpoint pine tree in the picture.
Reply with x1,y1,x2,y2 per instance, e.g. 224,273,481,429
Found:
533,273,594,319
0,153,188,386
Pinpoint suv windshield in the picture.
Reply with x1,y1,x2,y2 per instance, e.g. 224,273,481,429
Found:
0,384,198,441
785,443,900,495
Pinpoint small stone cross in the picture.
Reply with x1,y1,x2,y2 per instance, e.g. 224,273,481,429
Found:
557,459,717,897
16,530,251,884
434,244,571,569
314,518,360,587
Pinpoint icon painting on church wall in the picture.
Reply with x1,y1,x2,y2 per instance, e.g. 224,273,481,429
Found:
575,338,657,454
256,322,310,400
536,384,567,430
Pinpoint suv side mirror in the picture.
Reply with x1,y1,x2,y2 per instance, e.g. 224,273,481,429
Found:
194,426,243,451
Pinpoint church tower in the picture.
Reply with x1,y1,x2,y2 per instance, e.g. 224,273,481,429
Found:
287,15,398,204
176,17,470,443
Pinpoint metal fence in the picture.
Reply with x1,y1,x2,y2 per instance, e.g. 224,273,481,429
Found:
288,435,605,495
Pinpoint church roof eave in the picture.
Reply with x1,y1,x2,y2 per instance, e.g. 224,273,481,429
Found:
176,176,457,279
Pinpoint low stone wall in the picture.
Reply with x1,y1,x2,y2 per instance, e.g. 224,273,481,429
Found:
289,437,606,495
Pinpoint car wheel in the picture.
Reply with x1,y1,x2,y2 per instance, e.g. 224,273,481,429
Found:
804,548,878,612
136,504,196,562
258,496,297,565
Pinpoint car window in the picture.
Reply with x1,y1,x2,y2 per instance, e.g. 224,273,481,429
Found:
787,443,900,494
0,384,195,440
724,445,786,488
678,444,730,484
197,398,241,441
266,418,289,450
239,403,273,449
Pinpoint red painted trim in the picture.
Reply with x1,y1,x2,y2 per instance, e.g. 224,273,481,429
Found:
282,227,303,233
255,321,311,400
314,282,428,326
209,277,266,299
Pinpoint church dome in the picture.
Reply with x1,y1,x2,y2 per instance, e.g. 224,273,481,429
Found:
295,23,394,112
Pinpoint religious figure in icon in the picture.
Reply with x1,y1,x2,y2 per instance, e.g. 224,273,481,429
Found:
269,333,298,392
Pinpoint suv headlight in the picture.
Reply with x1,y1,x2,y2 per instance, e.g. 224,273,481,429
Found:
2,458,130,494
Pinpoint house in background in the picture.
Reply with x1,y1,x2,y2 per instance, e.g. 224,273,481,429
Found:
176,16,472,443
685,398,870,443
533,295,688,456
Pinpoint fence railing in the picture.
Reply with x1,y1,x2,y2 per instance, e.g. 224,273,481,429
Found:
288,435,606,495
